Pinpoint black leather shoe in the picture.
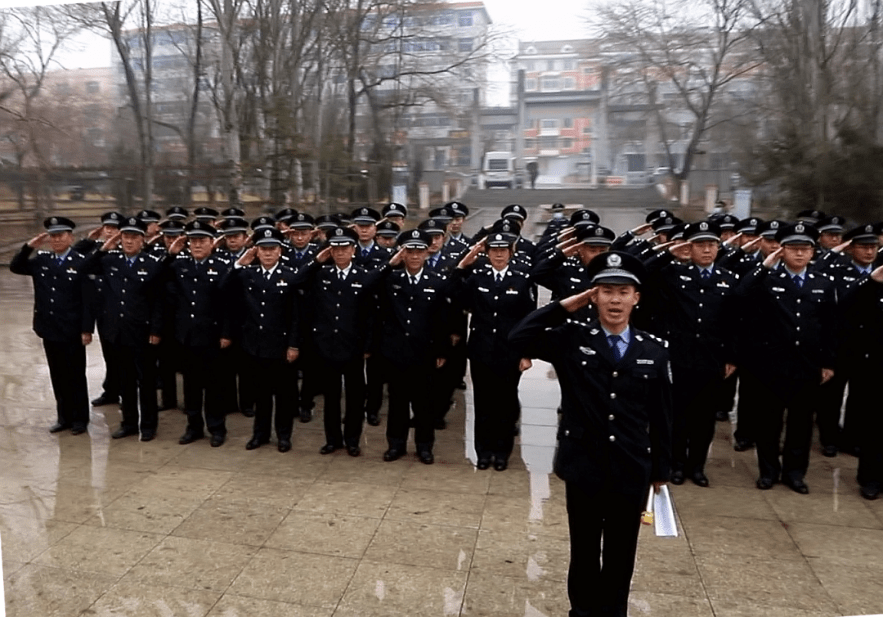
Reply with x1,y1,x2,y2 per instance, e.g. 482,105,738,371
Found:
493,458,508,472
418,450,434,465
210,434,225,448
860,485,880,500
299,408,312,423
756,477,775,490
476,458,491,470
140,431,156,442
383,448,405,462
278,439,292,453
690,471,709,487
822,445,838,458
319,443,339,455
366,414,381,427
347,445,361,457
91,394,118,407
784,478,809,494
49,422,71,434
245,437,266,450
733,439,754,452
241,408,255,418
179,430,204,445
670,470,685,485
112,426,138,439
70,426,87,436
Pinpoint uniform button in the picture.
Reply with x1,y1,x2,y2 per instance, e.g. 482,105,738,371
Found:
697,318,702,323
612,371,618,377
608,414,614,420
796,327,800,332
405,332,410,336
406,320,410,324
190,314,194,318
610,393,617,399
407,307,412,312
581,361,586,366
795,341,800,346
50,299,54,303
492,328,496,333
260,313,264,317
259,325,263,329
700,289,705,294
696,333,700,338
698,303,703,308
261,302,265,306
796,313,801,317
564,429,570,436
493,312,497,317
796,299,801,304
609,435,616,442
494,296,499,300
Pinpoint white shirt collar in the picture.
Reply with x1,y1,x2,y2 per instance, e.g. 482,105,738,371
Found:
336,264,353,277
262,263,279,277
492,265,509,278
601,324,631,345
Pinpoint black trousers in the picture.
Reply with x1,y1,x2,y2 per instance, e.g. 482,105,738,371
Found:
671,365,721,473
715,370,737,414
298,347,317,412
43,339,89,429
470,359,521,461
816,373,846,448
248,355,295,441
218,343,255,414
97,329,120,400
364,354,388,418
181,344,226,436
317,355,365,447
854,366,883,489
384,356,436,452
565,482,644,617
744,371,818,483
116,341,158,434
155,336,179,408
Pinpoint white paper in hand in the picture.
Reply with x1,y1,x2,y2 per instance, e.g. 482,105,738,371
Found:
653,485,678,537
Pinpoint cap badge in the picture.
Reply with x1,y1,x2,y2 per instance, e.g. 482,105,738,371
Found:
699,222,708,231
334,228,343,236
595,227,604,235
495,234,502,241
50,217,58,225
264,229,271,237
607,253,622,267
866,224,874,233
795,223,805,233
411,230,419,238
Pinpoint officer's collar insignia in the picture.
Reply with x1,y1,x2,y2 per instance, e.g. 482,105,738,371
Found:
699,222,708,231
579,346,596,356
607,253,622,267
795,223,805,233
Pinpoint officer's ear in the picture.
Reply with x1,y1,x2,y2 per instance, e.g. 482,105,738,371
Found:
632,290,641,306
587,286,599,305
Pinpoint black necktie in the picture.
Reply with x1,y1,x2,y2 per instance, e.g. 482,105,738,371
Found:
608,334,623,361
495,273,503,284
792,275,802,288
339,270,345,281
410,275,418,286
701,270,710,280
264,270,271,281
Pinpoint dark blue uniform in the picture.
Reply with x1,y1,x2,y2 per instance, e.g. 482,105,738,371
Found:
10,245,93,431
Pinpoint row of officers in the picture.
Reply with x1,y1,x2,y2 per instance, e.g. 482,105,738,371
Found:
10,201,883,498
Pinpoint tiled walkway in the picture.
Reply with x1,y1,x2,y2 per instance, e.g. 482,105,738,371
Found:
2,269,882,616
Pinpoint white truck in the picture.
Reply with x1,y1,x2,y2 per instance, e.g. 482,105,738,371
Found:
481,151,517,189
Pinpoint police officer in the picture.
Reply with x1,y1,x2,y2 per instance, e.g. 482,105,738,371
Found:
166,221,231,447
84,217,167,441
532,224,614,308
375,220,401,249
509,250,672,617
230,228,300,452
453,232,537,470
647,221,738,487
352,207,388,269
446,201,471,244
382,202,408,225
378,229,453,464
11,217,94,435
736,222,837,493
840,263,883,499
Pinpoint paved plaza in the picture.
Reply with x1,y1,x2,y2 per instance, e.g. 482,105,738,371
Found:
2,267,883,616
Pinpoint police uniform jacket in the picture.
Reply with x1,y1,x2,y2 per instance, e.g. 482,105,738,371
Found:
10,245,93,343
83,250,167,346
424,249,459,275
509,304,673,500
292,260,389,363
451,264,537,367
166,254,233,347
286,244,318,270
378,268,453,366
228,264,300,359
530,250,598,322
354,243,390,270
839,275,883,370
735,265,837,391
717,247,761,277
645,252,739,370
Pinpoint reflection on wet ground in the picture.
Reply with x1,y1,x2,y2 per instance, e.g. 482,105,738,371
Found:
2,268,883,616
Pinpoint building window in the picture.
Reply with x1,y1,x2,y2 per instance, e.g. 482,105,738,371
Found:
547,60,556,71
85,81,100,94
583,66,596,75
458,11,473,26
582,126,592,134
562,138,573,149
563,59,574,70
564,77,575,90
524,117,534,129
458,38,472,52
541,119,558,129
525,78,537,91
541,76,561,91
563,118,573,128
525,138,537,149
540,136,558,148
524,60,535,71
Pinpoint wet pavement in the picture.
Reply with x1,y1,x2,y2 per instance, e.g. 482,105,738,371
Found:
2,267,883,617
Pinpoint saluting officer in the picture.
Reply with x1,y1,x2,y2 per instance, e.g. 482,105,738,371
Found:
378,229,454,464
647,221,739,487
375,220,401,249
352,207,388,269
229,228,300,452
165,221,232,447
446,201,471,245
453,231,537,471
532,223,614,310
11,217,94,435
84,217,167,441
509,250,672,617
735,222,837,494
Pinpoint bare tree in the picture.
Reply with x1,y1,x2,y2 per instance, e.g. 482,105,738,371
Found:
595,0,759,200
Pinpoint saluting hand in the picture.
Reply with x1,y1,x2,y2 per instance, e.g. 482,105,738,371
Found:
762,247,783,269
519,358,532,372
724,363,737,379
212,235,226,252
560,287,594,313
220,338,231,349
388,247,407,267
287,347,299,363
100,231,122,252
456,239,485,269
741,236,762,253
87,226,103,241
871,265,883,283
237,246,257,267
722,232,743,247
668,241,691,255
831,240,851,254
168,235,187,256
556,227,575,241
821,368,834,385
149,335,161,345
27,232,48,249
315,246,332,263
631,223,653,236
81,333,92,346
